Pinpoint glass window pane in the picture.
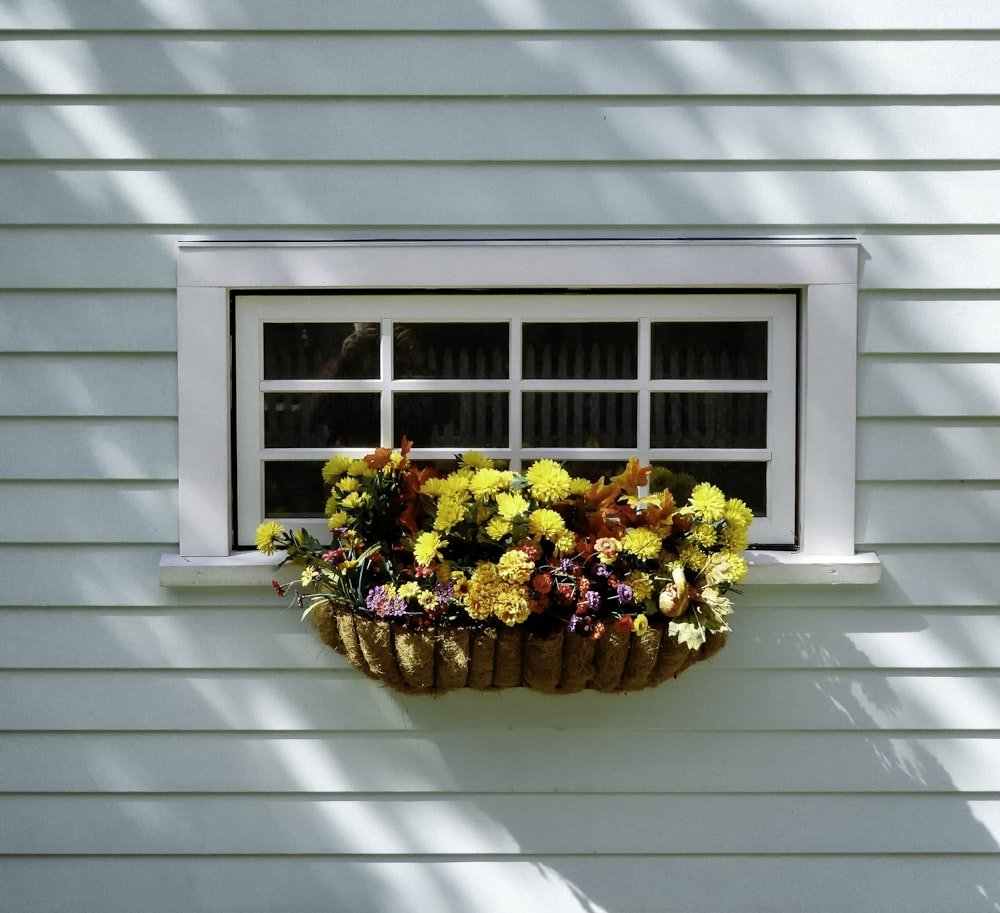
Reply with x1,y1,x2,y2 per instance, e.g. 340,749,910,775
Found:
651,321,767,380
264,460,326,517
650,461,767,517
263,322,380,380
522,392,637,448
394,392,508,447
264,393,380,448
394,323,508,379
651,392,767,448
523,322,637,379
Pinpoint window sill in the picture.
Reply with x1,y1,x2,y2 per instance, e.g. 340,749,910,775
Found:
159,550,881,588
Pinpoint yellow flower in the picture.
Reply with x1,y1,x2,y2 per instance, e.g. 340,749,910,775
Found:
528,508,565,541
524,459,572,503
554,531,577,556
301,565,319,587
719,524,749,552
337,476,361,493
460,450,494,470
688,482,726,522
347,459,369,477
414,531,447,567
497,549,535,584
633,613,649,636
628,572,653,602
321,455,352,483
327,510,348,529
433,496,465,532
254,520,285,555
724,497,754,530
495,491,529,518
469,467,508,500
486,516,513,540
678,543,708,571
621,527,662,562
687,522,718,548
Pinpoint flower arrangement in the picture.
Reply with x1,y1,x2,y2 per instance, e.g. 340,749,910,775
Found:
258,438,752,693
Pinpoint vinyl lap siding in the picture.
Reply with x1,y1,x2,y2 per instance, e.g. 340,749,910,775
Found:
1,3,999,912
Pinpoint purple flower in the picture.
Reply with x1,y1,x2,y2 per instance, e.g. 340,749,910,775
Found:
586,589,602,611
594,563,611,578
616,583,634,605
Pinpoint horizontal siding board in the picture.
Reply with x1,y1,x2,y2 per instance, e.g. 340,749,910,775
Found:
0,418,177,480
8,101,1000,162
5,0,1000,31
6,231,1000,291
4,795,998,855
4,37,1000,97
4,670,999,731
856,482,1000,544
0,354,176,416
0,482,177,543
5,607,1000,671
0,291,175,352
860,295,1000,355
7,165,1000,225
857,420,1000,481
5,732,999,794
859,359,1000,417
2,857,999,913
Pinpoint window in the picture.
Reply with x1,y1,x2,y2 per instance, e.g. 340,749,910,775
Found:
233,292,796,548
162,240,880,586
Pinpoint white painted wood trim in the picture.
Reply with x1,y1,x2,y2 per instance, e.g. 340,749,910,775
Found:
159,550,882,587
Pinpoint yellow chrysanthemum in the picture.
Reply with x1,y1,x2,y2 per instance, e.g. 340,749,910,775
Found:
687,522,718,548
337,476,361,493
486,516,513,540
524,459,572,504
688,482,726,522
493,589,532,626
724,497,754,530
433,496,465,532
528,508,565,541
347,459,369,477
254,520,285,555
421,477,450,498
327,510,348,529
633,613,650,636
340,491,368,510
467,563,503,620
321,455,352,483
495,491,530,519
554,530,577,556
469,467,508,500
719,524,749,552
413,530,447,567
459,450,494,470
628,572,653,602
569,476,592,495
678,543,708,571
497,549,535,584
621,526,663,562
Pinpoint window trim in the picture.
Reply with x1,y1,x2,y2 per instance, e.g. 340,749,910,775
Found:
161,239,880,586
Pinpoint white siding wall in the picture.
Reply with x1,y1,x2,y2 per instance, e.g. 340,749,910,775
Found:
2,3,999,911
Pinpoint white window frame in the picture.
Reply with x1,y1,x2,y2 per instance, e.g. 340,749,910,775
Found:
161,239,881,586
234,292,797,548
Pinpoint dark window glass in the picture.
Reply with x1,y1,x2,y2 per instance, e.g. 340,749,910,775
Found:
264,460,327,517
650,392,767,449
264,393,379,448
522,392,637,448
263,322,380,380
523,322,637,379
394,323,508,379
651,321,767,380
394,392,508,448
